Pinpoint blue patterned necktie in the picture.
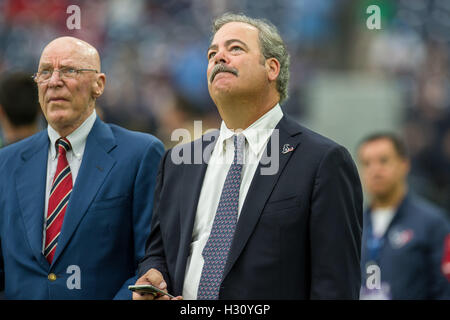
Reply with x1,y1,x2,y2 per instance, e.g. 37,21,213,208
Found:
197,134,245,300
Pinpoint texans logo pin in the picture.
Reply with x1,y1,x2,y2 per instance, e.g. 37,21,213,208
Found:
281,144,294,154
388,229,414,249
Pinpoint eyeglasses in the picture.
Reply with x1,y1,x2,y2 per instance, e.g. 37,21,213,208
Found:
32,67,98,83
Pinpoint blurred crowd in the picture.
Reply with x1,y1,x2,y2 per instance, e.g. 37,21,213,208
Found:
0,0,449,214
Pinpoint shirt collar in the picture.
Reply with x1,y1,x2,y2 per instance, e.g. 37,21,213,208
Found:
48,109,97,159
217,103,283,157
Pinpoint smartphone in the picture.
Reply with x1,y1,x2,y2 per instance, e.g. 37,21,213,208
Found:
128,284,175,299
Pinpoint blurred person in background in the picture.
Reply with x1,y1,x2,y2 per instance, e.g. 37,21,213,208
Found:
0,72,41,147
443,235,450,281
0,36,164,299
358,132,450,299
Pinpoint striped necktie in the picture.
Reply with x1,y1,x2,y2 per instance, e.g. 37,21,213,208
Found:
197,134,245,300
44,137,73,264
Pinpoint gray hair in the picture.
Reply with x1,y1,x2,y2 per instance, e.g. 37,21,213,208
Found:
212,12,290,103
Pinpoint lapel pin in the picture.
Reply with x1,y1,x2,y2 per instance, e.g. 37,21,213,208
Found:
281,144,294,154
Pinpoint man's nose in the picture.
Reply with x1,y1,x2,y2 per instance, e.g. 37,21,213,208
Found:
47,70,63,87
213,49,228,64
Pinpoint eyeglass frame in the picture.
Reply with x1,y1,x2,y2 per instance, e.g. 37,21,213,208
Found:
32,67,99,83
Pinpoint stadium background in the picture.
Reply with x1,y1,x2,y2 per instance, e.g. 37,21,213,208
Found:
0,0,449,215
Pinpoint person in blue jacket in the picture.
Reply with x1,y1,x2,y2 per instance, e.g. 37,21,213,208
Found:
0,37,164,299
358,132,450,299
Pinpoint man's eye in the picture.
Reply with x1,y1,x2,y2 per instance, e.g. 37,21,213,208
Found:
208,52,216,59
62,68,77,74
40,70,51,75
231,46,242,52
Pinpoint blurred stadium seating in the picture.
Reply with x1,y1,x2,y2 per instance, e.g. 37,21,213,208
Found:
0,0,449,214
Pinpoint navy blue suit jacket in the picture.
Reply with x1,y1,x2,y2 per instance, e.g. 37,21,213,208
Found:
139,115,363,299
361,193,450,299
0,118,164,299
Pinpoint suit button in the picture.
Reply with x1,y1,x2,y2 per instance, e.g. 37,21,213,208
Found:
48,273,57,281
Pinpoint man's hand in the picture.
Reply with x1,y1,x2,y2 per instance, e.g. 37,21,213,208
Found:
132,268,182,300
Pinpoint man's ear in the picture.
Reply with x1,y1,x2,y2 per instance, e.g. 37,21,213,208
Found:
92,73,106,98
0,104,7,127
266,58,280,82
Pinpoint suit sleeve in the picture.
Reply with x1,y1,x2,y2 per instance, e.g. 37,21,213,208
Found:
137,149,172,289
0,153,5,295
0,239,4,296
113,138,165,300
309,145,363,299
0,239,4,294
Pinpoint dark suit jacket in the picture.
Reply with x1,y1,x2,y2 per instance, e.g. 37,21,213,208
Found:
0,118,164,299
139,114,363,299
361,193,450,299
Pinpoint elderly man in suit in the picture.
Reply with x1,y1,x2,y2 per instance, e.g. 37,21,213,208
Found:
134,13,362,300
0,37,164,299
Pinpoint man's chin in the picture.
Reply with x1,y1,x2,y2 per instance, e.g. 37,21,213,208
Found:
47,112,73,129
47,109,70,120
209,82,235,97
371,189,395,201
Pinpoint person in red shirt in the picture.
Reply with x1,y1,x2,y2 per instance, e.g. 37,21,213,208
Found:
442,235,450,281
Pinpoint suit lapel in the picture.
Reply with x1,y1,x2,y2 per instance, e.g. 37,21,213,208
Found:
15,132,50,269
52,119,117,264
174,131,218,293
223,115,303,280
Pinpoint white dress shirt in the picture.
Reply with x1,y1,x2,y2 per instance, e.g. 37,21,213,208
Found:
42,110,97,252
182,104,283,299
371,207,395,238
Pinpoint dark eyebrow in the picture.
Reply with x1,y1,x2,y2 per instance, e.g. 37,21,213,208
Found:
207,39,249,54
207,44,218,54
225,39,249,50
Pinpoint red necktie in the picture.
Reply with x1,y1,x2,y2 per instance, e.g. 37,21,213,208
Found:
44,137,73,264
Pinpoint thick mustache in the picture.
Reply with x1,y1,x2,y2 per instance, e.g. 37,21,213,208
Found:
209,64,238,83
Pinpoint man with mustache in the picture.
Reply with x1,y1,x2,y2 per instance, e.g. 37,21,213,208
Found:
0,37,164,299
134,13,363,300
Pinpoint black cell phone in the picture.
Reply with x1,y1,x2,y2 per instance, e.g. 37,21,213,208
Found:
128,284,175,299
